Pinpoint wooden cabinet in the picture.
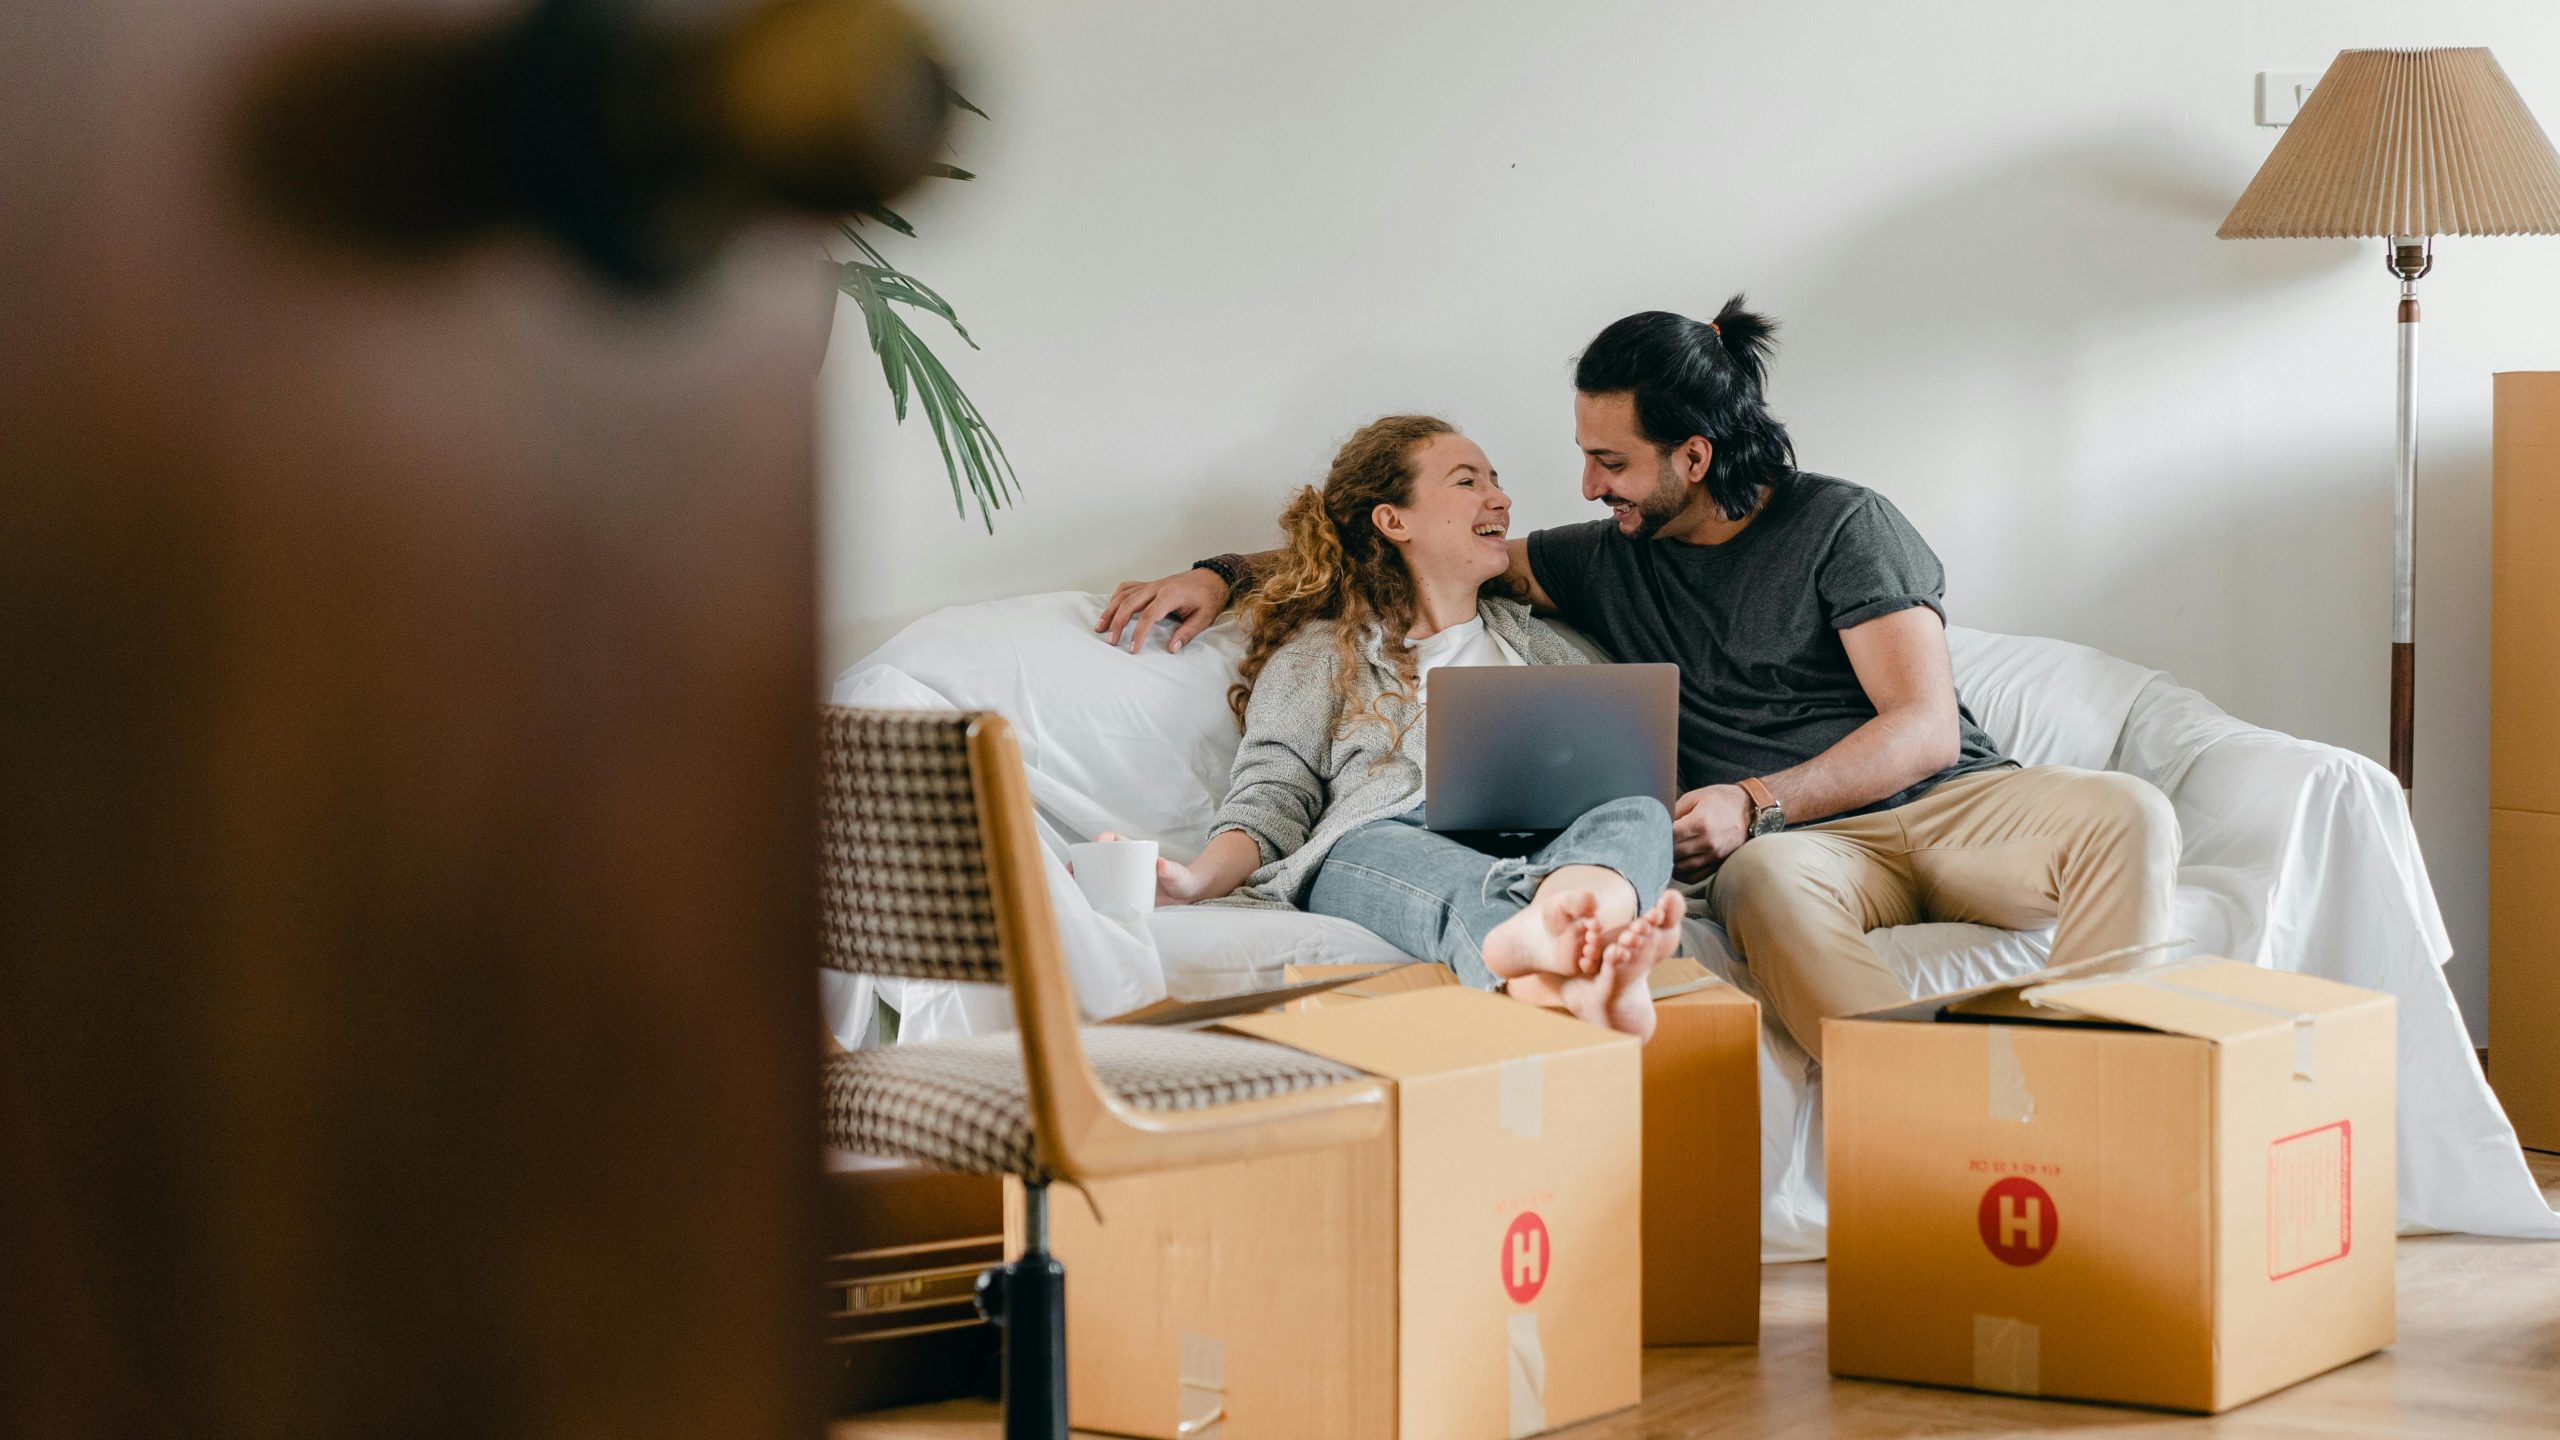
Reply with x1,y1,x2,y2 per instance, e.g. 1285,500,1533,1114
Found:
2490,371,2560,1152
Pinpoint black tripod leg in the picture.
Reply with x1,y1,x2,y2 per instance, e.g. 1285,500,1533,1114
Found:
975,1180,1067,1440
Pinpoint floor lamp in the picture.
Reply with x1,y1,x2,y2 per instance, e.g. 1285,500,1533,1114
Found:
2218,47,2560,807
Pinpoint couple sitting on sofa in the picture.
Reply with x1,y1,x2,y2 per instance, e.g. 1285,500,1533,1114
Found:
1097,297,2182,1053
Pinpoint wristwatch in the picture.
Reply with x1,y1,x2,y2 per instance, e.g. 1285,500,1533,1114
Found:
1738,777,1786,839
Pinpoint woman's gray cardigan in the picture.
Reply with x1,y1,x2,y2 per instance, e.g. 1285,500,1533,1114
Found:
1205,597,1589,908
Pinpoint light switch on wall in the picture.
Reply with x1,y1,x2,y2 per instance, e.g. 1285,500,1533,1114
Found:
2257,70,2322,127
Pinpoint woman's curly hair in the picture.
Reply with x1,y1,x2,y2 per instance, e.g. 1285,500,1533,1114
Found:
1229,415,1510,750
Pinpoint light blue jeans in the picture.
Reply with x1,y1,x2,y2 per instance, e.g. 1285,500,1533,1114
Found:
1305,796,1675,990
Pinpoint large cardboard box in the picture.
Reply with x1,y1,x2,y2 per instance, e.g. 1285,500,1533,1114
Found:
1034,986,1641,1440
1825,957,2396,1413
2489,369,2560,1151
1288,959,1762,1346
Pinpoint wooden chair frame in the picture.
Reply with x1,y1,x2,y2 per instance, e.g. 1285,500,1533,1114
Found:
959,713,1388,1184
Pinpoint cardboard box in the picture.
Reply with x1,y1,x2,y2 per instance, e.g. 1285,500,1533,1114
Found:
1824,957,2396,1413
1287,959,1763,1346
2489,370,2560,1151
1032,986,1641,1440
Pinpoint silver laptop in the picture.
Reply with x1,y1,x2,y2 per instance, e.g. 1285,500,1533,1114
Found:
1425,664,1681,832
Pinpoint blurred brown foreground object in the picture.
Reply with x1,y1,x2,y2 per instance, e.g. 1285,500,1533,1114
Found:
0,0,947,1434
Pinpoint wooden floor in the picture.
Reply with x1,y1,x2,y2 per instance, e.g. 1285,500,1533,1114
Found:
839,1154,2560,1439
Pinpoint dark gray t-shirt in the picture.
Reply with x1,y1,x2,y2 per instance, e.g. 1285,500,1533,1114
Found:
1525,471,2009,814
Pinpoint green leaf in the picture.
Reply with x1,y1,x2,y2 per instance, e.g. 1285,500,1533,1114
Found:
858,201,916,237
832,107,1014,528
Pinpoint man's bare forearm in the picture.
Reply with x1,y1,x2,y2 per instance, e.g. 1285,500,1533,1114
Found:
1758,706,1959,825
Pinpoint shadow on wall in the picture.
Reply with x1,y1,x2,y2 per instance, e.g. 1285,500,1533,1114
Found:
1779,132,2382,725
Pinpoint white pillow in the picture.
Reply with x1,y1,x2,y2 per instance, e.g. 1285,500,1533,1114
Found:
1946,626,2160,772
839,591,1248,862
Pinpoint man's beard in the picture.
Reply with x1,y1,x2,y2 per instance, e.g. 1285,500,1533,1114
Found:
1619,457,1689,540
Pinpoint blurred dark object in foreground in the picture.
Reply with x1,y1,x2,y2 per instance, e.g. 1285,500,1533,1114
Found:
0,0,951,1435
822,1150,1003,1414
237,0,956,285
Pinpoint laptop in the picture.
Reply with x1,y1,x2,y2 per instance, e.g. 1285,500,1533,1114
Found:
1424,664,1681,832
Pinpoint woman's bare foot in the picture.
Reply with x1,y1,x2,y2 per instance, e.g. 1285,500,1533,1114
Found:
1482,887,1605,981
1557,889,1686,1040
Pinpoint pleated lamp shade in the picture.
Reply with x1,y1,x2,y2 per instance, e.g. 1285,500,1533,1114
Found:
2219,47,2560,239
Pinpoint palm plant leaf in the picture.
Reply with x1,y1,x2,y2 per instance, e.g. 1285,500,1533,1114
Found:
836,253,1016,530
834,104,1016,529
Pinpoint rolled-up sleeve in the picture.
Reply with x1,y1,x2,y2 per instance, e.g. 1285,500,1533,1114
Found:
1819,494,1948,630
1208,649,1331,865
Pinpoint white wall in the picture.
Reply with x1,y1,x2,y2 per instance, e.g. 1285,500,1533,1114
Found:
819,0,2560,1038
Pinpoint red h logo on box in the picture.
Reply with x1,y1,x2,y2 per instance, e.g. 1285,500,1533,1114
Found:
1978,1177,2058,1266
1501,1211,1549,1304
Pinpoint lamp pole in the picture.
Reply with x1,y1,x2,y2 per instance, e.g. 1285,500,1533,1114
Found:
2388,236,2431,808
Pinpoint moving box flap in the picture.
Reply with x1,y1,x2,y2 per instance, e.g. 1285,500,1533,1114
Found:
1647,953,1725,999
1220,986,1629,1078
2018,959,2387,1044
1281,961,1456,1002
1104,966,1398,1027
1847,941,2183,1024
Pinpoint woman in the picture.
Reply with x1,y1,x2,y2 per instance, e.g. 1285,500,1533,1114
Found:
1115,414,1683,1039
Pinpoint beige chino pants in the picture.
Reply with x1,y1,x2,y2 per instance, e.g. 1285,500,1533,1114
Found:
1702,765,2181,1062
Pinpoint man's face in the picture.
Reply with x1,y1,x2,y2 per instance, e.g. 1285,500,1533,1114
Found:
1575,391,1692,540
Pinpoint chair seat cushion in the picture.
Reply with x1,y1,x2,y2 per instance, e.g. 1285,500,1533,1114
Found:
824,1026,1367,1183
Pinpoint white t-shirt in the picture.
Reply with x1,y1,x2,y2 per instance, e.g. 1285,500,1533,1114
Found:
1407,614,1525,703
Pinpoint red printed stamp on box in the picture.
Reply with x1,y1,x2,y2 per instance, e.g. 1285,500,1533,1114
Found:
2268,1120,2352,1280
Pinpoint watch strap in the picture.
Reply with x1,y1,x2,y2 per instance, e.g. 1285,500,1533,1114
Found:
1737,776,1777,814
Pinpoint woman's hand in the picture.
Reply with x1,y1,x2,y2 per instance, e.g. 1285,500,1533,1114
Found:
1094,829,1258,906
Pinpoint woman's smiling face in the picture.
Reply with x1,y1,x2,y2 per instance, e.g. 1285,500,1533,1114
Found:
1375,431,1511,588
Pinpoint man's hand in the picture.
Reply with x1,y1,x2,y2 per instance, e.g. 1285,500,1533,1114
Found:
1671,784,1753,882
1096,567,1232,654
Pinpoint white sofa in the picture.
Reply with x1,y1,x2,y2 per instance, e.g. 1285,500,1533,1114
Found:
832,590,2560,1255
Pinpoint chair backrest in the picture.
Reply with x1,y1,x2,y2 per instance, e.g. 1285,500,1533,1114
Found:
818,707,1008,984
819,706,1112,1172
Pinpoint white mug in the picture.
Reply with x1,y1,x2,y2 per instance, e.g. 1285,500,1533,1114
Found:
1069,838,1159,922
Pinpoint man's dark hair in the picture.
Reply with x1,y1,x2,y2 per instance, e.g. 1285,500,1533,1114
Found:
1574,296,1796,520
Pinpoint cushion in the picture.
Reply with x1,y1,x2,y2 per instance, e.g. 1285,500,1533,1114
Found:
823,1026,1366,1182
1946,626,2159,771
1150,906,1416,997
839,591,1251,862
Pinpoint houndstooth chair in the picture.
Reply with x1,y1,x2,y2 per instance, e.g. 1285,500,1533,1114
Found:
818,707,1388,1440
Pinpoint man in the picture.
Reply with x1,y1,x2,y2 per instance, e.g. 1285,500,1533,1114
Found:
1098,297,2178,1060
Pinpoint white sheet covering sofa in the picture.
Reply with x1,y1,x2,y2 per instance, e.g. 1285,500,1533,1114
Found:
829,590,2560,1256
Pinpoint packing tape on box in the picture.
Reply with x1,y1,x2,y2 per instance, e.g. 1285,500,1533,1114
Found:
1499,1055,1543,1139
2032,961,2321,1081
1506,1311,1547,1439
2148,980,2319,1081
1986,1026,2036,1123
1972,1314,2041,1395
1178,1331,1224,1439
